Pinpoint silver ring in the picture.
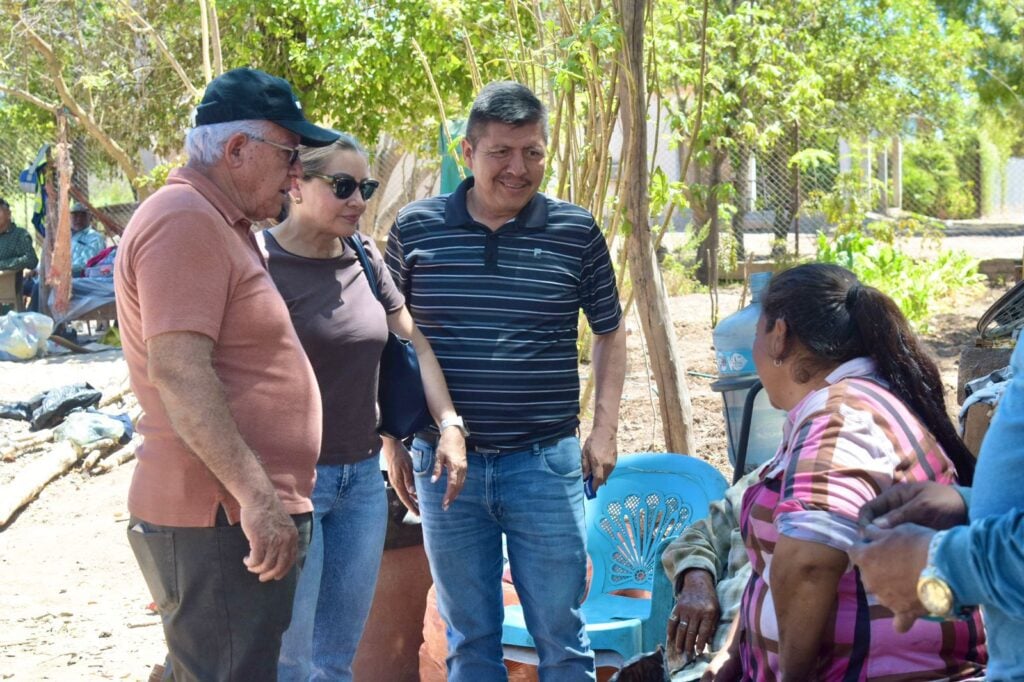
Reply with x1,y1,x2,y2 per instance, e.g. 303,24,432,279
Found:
680,620,689,627
668,614,679,622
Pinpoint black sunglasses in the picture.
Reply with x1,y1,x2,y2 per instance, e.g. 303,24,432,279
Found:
305,172,380,201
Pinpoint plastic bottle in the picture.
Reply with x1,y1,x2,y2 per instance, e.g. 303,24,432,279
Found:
711,272,787,473
713,272,772,376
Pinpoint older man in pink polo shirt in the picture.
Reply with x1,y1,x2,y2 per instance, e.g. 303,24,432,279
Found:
115,68,338,681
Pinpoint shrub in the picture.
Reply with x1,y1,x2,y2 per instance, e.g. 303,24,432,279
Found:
902,138,977,220
815,218,984,330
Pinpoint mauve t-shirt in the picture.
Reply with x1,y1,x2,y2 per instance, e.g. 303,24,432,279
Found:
264,231,405,465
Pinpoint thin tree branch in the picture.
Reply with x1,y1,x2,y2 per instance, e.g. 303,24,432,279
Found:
114,0,199,98
0,83,58,113
19,21,138,182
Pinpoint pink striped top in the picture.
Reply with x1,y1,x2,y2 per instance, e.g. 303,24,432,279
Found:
738,358,986,681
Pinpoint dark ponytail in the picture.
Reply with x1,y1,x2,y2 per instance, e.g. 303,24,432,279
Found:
763,263,975,484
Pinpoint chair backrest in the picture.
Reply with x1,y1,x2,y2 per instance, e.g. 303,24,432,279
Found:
584,453,728,597
0,270,24,312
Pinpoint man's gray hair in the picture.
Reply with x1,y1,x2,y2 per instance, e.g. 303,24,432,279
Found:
184,120,270,165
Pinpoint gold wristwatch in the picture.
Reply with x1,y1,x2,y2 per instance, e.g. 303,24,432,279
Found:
916,530,958,619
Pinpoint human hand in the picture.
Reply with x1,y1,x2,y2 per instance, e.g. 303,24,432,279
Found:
239,495,298,582
668,569,721,662
700,640,741,682
384,439,418,515
435,426,467,510
848,523,933,632
582,425,617,492
858,481,967,531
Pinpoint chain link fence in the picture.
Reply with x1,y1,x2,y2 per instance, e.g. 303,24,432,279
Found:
0,120,136,241
6,109,1023,259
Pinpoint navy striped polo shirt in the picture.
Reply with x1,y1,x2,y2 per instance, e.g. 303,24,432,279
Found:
386,177,622,449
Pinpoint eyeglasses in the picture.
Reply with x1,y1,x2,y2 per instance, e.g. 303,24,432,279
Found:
248,134,300,166
305,172,380,201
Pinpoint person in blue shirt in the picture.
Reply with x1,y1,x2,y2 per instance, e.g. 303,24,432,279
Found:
851,340,1024,680
69,201,106,275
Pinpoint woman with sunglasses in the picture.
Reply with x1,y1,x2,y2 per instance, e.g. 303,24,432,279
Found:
263,132,467,682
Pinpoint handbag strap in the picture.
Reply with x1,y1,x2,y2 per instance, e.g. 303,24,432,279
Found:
346,235,384,305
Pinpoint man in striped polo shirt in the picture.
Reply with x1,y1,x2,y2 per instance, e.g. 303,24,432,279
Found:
385,81,627,680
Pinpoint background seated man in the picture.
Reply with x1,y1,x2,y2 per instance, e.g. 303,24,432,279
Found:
0,196,39,311
660,468,758,681
27,201,109,321
70,201,106,276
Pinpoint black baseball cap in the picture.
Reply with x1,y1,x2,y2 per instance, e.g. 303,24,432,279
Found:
193,68,338,147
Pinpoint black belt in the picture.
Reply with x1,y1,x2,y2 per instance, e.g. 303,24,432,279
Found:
413,429,575,455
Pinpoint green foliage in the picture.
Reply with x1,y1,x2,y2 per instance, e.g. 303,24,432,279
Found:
1,2,208,161
936,0,1024,147
222,0,527,153
978,110,1017,215
815,218,984,329
902,136,977,219
659,245,703,297
133,160,181,198
810,167,983,329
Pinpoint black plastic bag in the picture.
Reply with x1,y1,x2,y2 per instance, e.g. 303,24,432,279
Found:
30,383,102,431
609,645,671,682
0,400,32,421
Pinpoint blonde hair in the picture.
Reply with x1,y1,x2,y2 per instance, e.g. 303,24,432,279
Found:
298,132,367,175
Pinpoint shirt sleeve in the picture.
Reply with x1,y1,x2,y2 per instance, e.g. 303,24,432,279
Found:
662,496,734,586
364,235,405,314
936,511,1024,615
132,211,232,343
71,230,106,275
385,217,409,298
936,341,1024,615
578,219,621,335
773,408,892,553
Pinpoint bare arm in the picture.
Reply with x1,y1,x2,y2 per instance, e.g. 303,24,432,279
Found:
387,307,466,510
583,324,627,489
769,535,848,681
701,617,742,682
147,331,297,582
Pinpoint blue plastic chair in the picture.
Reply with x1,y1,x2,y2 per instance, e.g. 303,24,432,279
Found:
502,452,728,669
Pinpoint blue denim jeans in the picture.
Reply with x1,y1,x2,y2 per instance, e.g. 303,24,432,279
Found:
412,435,595,681
278,458,388,682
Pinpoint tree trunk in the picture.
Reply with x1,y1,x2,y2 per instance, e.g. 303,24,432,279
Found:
694,152,724,287
731,146,751,260
0,441,79,527
615,0,695,455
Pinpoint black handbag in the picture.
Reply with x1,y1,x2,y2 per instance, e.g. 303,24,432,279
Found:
347,236,432,439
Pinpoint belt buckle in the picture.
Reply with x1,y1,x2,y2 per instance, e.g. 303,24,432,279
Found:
473,444,502,455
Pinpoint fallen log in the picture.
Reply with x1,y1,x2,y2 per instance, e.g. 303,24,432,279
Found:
99,385,133,409
91,440,139,475
78,438,119,470
11,428,54,445
1,430,55,462
0,441,79,527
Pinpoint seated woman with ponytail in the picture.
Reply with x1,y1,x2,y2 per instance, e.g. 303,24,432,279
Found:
703,263,986,681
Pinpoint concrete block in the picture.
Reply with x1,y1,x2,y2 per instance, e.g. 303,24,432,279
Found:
962,402,995,457
957,342,1013,404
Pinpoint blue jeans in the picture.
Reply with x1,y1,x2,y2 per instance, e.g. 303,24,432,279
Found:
412,435,595,681
278,458,388,682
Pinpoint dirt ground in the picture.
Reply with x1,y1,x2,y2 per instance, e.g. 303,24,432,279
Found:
0,263,1010,680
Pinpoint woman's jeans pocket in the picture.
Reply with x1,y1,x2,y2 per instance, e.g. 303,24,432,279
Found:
410,440,436,477
127,518,179,613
